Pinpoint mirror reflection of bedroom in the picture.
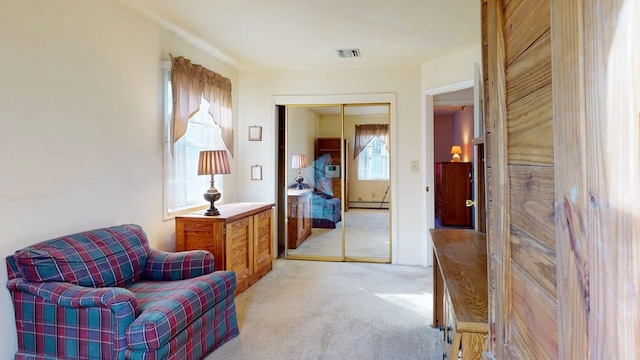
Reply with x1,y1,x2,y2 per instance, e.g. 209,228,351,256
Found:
284,104,391,263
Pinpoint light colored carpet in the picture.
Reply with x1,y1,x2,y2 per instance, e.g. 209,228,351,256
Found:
206,259,443,360
288,209,390,259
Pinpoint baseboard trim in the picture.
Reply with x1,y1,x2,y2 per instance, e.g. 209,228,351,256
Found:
348,201,389,209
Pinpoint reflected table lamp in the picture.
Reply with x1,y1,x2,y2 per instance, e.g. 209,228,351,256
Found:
198,150,231,216
450,145,462,162
291,154,308,189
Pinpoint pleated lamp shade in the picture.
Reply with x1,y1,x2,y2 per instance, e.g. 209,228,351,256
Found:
198,150,231,175
291,154,308,170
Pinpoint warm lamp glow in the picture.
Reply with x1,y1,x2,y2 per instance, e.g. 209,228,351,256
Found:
450,146,462,162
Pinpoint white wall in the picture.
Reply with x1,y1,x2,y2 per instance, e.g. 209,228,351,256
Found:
318,114,341,138
434,114,455,162
237,67,423,265
0,1,239,357
421,46,482,90
286,107,318,186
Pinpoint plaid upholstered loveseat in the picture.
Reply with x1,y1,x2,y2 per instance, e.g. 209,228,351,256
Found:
5,224,239,360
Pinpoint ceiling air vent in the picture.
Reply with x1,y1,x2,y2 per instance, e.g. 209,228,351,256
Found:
336,49,361,58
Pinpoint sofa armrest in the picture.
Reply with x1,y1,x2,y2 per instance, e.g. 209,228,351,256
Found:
144,249,215,281
7,278,137,309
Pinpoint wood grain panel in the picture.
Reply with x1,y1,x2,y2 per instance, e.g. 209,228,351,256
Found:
486,1,510,356
510,227,556,301
462,332,488,359
503,0,549,66
482,0,488,47
431,230,488,332
253,210,273,271
433,251,445,328
505,31,551,105
484,133,491,169
486,166,494,256
509,265,558,359
227,218,252,282
211,222,226,271
487,255,498,326
550,1,591,357
508,165,555,249
552,0,640,357
507,84,554,166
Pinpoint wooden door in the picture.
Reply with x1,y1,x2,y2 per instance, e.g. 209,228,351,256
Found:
484,0,558,358
440,162,472,227
485,0,639,357
551,0,640,358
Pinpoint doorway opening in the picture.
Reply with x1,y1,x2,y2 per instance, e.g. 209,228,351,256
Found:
423,68,487,266
433,87,475,230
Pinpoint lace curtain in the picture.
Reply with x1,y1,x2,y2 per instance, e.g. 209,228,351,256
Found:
353,124,388,159
170,56,233,157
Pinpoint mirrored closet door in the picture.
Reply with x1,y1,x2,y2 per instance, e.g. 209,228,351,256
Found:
343,104,391,262
284,103,391,263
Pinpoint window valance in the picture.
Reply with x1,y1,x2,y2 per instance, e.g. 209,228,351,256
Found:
354,124,388,159
170,56,233,156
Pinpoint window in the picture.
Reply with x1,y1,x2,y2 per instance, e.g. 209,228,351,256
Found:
357,136,389,180
163,70,225,218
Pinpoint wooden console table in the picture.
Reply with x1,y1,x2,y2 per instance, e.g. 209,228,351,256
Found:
175,202,274,295
430,229,488,359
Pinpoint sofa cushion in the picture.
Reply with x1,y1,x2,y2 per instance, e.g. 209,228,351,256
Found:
13,224,149,288
125,271,236,351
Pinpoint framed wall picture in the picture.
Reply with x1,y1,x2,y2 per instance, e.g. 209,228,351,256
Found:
251,165,262,180
249,126,262,141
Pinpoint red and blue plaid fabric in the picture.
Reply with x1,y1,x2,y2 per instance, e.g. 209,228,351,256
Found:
6,224,239,360
13,224,149,288
145,249,215,281
126,272,236,351
8,279,136,359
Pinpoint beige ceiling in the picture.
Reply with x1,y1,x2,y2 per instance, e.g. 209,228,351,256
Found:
119,0,481,71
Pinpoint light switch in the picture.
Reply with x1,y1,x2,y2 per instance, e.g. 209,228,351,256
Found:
411,161,419,172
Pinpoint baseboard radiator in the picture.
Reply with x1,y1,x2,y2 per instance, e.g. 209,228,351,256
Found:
348,201,389,209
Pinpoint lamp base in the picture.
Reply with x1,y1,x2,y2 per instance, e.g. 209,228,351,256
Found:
295,174,304,190
203,191,222,216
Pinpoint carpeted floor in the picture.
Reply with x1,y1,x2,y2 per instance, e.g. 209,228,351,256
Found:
288,209,390,259
206,259,443,360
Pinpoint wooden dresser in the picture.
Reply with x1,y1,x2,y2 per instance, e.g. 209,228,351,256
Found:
435,162,472,226
287,188,312,249
175,202,274,294
430,229,488,359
